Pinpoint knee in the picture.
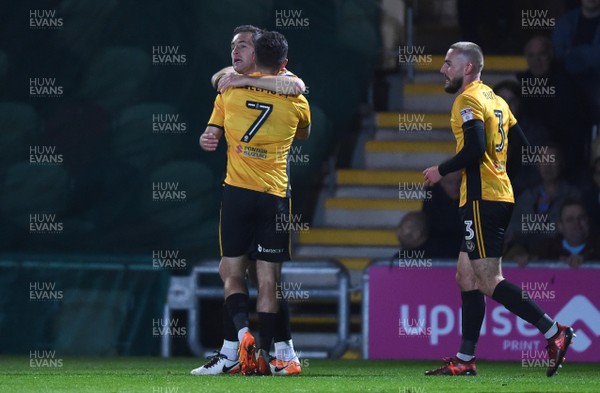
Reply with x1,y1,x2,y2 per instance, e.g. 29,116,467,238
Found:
455,271,471,291
218,261,226,282
474,277,497,297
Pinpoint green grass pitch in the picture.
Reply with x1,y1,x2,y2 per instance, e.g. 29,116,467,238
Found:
1,357,598,393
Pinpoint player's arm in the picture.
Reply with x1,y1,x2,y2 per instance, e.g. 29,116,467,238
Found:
423,119,486,185
507,123,530,147
295,124,311,140
199,125,224,152
439,119,486,175
211,66,234,90
218,73,306,95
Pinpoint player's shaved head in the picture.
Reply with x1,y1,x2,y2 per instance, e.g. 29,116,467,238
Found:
449,42,484,73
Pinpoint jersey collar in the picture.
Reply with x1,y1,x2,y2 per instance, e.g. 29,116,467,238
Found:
463,80,483,92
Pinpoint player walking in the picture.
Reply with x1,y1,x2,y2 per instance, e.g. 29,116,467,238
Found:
423,42,574,377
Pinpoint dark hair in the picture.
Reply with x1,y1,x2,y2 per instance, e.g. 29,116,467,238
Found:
493,79,520,97
524,35,554,57
253,30,288,72
560,198,587,219
397,210,429,236
233,25,262,36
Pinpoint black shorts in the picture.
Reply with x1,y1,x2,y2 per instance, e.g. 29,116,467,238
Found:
219,184,291,262
459,200,513,259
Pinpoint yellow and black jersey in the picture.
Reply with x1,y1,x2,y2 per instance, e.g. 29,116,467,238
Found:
450,80,517,206
208,72,311,197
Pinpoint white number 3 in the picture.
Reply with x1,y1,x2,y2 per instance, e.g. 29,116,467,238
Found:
464,220,475,240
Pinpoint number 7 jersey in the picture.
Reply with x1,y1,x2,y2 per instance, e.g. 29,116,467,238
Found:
450,80,517,206
208,78,311,198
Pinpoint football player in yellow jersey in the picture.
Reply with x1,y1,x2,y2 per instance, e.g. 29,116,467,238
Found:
192,25,304,377
423,42,573,377
212,25,305,96
199,30,310,377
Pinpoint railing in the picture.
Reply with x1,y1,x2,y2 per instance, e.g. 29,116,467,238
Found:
162,259,351,358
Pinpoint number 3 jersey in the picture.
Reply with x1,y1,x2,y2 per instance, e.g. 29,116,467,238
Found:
208,75,311,198
450,80,517,207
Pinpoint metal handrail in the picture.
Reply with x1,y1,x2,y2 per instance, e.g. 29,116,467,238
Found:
163,259,350,358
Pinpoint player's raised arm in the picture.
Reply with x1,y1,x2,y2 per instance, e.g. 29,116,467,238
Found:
199,125,223,152
218,73,305,95
211,66,235,90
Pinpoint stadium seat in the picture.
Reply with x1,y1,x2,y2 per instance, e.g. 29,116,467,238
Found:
139,160,219,253
81,46,151,111
113,103,186,171
0,103,40,168
0,162,69,229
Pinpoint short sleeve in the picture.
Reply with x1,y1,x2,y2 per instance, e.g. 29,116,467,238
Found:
296,97,311,129
207,94,224,128
453,94,484,125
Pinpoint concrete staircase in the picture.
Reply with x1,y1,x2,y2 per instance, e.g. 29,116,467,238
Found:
294,55,527,291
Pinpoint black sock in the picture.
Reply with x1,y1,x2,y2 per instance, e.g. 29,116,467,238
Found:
459,290,485,356
222,303,238,342
492,280,547,329
225,293,249,332
258,312,278,352
274,299,292,342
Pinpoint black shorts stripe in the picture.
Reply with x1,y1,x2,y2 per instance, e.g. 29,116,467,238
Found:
473,200,486,258
288,199,292,255
219,205,223,256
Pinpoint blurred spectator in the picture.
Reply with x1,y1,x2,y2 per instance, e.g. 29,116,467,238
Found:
552,0,600,172
516,34,589,179
532,199,600,266
391,211,435,264
519,35,555,80
422,170,462,258
493,79,548,197
581,157,600,230
516,36,561,128
493,79,522,116
505,145,581,264
553,0,600,121
493,79,553,147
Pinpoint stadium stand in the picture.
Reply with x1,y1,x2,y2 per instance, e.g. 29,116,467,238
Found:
80,46,151,112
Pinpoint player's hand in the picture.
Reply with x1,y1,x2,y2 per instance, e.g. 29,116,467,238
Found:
200,131,219,151
218,73,247,93
423,166,442,187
